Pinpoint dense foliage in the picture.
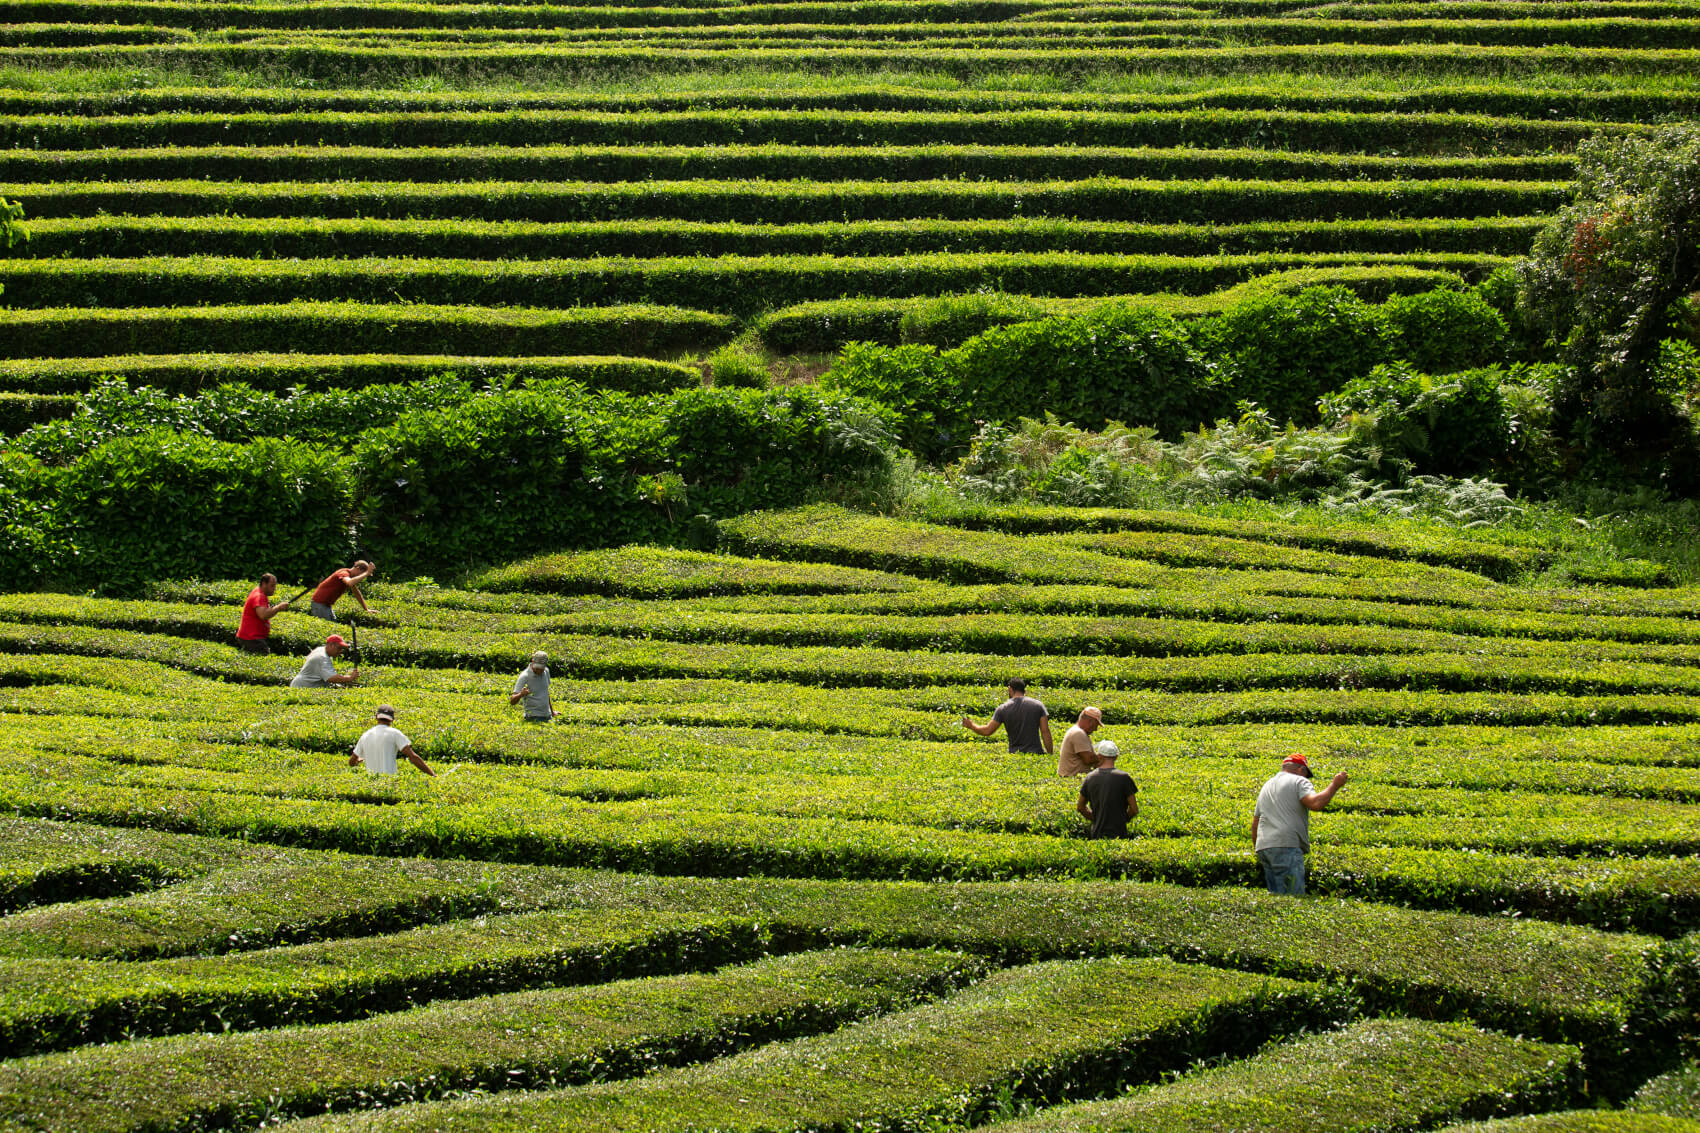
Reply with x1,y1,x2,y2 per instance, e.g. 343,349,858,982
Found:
1519,125,1700,490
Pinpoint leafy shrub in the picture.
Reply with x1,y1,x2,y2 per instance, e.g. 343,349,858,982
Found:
352,389,657,575
13,377,479,466
659,387,898,517
898,292,1049,348
0,451,67,591
54,430,353,591
1196,285,1393,424
706,346,770,390
1381,287,1510,374
946,305,1227,438
823,341,968,462
1321,362,1514,477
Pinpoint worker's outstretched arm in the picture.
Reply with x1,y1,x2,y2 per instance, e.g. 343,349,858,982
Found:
1302,772,1349,811
403,745,435,777
349,583,371,613
960,715,999,737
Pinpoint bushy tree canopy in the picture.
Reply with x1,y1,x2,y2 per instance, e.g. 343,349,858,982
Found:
1518,126,1700,489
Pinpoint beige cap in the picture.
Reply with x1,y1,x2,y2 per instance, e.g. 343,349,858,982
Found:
1081,706,1102,721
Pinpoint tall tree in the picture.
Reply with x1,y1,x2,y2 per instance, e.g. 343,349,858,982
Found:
1518,125,1700,490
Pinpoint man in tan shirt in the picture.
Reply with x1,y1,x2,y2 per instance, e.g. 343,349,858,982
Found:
1057,706,1104,777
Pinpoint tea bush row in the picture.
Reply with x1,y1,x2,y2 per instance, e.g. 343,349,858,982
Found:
0,303,736,362
0,251,1509,317
0,948,982,1133
0,105,1624,151
282,959,1351,1133
0,816,1677,1052
10,40,1700,81
8,174,1569,224
5,740,1698,931
6,79,1698,119
985,1019,1580,1133
16,214,1546,263
0,907,770,1055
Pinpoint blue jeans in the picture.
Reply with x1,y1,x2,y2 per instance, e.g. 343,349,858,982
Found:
1258,847,1307,896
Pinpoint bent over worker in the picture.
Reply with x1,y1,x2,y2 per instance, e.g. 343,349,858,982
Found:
291,634,358,688
308,560,374,621
1251,753,1347,896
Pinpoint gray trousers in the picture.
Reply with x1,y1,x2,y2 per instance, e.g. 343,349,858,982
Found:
309,602,338,621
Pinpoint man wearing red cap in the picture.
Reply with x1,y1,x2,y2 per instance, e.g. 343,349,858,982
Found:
1251,754,1348,896
289,634,359,688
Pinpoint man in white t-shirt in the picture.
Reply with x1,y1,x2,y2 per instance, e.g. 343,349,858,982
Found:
1251,753,1347,896
348,705,435,777
290,634,359,688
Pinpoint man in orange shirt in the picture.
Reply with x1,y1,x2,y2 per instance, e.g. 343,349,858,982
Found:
308,560,375,622
235,573,295,654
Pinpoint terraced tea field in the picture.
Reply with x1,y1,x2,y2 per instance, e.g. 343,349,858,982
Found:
0,505,1696,1130
4,0,1700,387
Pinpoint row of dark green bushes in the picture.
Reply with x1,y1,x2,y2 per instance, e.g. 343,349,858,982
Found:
0,350,701,395
0,146,1572,186
0,303,735,362
826,283,1521,462
9,177,1568,223
0,106,1622,151
2,82,1695,119
9,41,1700,81
0,384,897,590
13,80,1700,117
0,252,1509,316
20,215,1545,262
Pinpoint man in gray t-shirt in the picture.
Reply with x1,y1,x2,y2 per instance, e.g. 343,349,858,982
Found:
1251,754,1348,896
960,679,1052,755
508,651,556,722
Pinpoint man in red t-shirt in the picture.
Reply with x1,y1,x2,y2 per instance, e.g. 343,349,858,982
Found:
308,560,375,621
235,573,296,654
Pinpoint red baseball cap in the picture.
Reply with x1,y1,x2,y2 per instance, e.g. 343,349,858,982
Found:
326,634,346,647
1281,753,1314,775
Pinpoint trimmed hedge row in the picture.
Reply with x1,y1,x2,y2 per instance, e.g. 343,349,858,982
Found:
7,42,1700,81
0,106,1623,152
0,352,701,395
270,958,1350,1133
2,79,1697,119
466,545,918,597
0,907,772,1055
0,854,534,960
4,738,1698,933
0,252,1512,316
0,948,982,1133
0,813,1681,1054
0,143,1574,187
0,304,736,362
0,393,75,434
8,177,1570,224
17,214,1547,262
987,1019,1581,1133
752,267,1468,352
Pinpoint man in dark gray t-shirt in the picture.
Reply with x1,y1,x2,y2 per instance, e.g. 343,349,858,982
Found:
1077,741,1138,839
960,679,1053,754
